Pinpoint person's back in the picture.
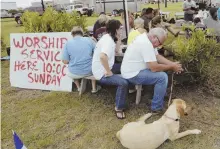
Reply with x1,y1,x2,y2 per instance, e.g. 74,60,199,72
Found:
127,29,141,45
64,36,95,75
127,18,146,45
204,8,220,36
121,33,158,79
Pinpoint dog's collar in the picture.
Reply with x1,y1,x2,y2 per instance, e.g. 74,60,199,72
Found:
163,115,179,121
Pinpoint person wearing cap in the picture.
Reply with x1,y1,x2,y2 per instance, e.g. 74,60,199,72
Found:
62,26,101,93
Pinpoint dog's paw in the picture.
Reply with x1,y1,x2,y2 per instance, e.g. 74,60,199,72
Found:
191,129,202,134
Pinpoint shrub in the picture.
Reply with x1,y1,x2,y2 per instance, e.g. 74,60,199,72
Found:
91,13,99,17
170,29,220,94
21,8,87,33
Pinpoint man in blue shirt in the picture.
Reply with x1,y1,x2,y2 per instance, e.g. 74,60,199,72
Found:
62,26,100,93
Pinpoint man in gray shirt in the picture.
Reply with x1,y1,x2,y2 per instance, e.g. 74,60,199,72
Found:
183,0,197,21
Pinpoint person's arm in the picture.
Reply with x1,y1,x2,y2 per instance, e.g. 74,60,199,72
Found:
147,61,174,72
61,44,70,64
115,31,122,53
99,40,115,77
156,54,174,65
100,53,113,77
115,40,121,53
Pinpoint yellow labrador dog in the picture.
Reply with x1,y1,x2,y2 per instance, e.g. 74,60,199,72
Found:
116,99,201,149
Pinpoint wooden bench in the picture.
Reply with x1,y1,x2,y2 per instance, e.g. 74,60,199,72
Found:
78,76,143,105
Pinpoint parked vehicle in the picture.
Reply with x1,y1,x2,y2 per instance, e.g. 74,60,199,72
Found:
65,4,89,15
94,0,141,14
1,9,13,18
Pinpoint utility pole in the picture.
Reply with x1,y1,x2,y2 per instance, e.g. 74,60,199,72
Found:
165,0,167,8
158,0,160,9
41,0,45,12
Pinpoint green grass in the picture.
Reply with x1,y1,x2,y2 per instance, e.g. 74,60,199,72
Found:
142,2,183,17
1,18,24,45
1,7,220,149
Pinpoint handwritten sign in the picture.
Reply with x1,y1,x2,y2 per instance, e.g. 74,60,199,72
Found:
10,33,73,92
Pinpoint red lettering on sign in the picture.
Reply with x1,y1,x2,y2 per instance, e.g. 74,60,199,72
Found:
55,51,60,62
25,37,33,47
28,72,34,83
14,61,25,71
13,37,24,48
41,36,48,49
48,37,55,48
43,50,50,61
62,65,66,76
33,61,38,71
46,74,52,85
36,50,44,62
30,50,36,59
21,49,28,59
60,38,67,49
33,37,40,48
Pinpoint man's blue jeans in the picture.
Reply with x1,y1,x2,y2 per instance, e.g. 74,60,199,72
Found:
99,64,128,110
128,69,168,111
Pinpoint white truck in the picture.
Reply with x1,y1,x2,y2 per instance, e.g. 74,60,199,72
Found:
65,4,89,15
0,9,13,18
94,0,142,14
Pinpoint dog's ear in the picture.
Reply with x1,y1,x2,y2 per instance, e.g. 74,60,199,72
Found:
176,104,184,117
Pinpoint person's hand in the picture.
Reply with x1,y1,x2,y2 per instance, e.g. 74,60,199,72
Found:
171,62,184,74
105,71,113,77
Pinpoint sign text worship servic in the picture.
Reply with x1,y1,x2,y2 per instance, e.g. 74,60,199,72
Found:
10,33,73,92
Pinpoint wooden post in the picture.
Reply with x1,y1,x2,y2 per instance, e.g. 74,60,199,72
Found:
104,0,106,13
158,0,160,9
41,0,45,12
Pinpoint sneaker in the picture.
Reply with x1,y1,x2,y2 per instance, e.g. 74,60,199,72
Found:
91,86,101,94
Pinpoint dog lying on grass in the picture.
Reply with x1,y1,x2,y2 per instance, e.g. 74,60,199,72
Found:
116,99,201,149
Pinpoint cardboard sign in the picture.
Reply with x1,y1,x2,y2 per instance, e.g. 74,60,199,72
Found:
10,33,73,92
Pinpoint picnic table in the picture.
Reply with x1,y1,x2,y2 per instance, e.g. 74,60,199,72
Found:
160,12,170,19
175,12,184,20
